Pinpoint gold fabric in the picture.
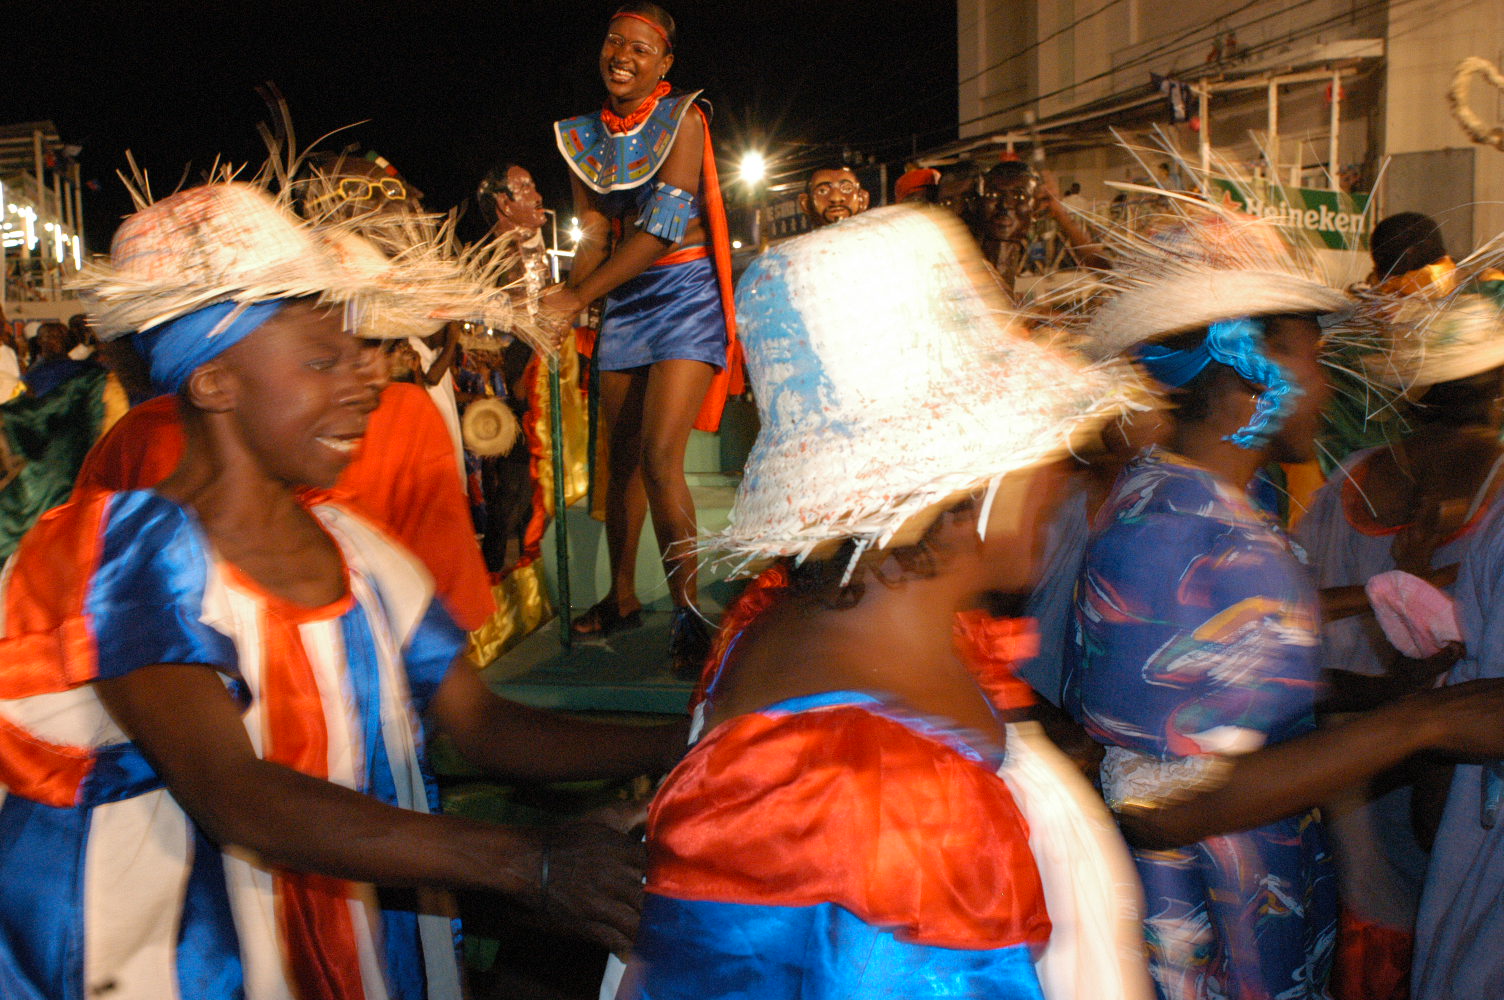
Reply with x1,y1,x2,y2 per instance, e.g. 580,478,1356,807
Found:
531,335,591,519
463,334,593,668
463,560,554,667
1377,256,1458,298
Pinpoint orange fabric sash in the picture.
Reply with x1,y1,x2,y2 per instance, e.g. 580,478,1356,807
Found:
693,115,745,432
654,244,709,267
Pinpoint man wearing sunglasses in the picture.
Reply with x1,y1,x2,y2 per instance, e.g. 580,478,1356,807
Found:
800,163,869,229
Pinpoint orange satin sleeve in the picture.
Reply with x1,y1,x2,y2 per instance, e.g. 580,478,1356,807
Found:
647,703,1051,950
0,488,113,696
952,611,1040,712
0,489,114,806
72,394,184,495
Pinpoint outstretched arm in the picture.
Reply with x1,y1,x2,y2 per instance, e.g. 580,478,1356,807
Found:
1039,170,1105,270
1117,677,1504,849
428,659,689,783
416,324,460,387
97,661,647,953
564,173,611,292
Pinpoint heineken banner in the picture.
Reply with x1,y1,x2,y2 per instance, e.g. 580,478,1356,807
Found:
1209,180,1371,251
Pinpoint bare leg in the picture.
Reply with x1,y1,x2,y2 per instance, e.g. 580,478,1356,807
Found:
596,368,648,618
639,359,716,609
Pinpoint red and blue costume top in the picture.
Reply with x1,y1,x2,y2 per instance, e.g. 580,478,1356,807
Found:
0,488,467,999
622,688,1051,998
73,382,496,631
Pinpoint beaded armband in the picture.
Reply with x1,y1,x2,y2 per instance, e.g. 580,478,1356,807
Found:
637,181,699,242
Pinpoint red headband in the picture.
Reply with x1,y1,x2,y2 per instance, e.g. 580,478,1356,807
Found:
610,11,671,50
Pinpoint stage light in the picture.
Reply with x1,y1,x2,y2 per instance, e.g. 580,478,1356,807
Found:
740,151,766,186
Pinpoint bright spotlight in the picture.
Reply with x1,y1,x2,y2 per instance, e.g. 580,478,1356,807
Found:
740,151,767,185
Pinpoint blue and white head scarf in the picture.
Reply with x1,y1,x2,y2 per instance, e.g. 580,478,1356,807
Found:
132,299,290,394
1135,317,1302,450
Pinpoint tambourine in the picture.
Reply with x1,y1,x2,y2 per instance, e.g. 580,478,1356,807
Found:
1448,57,1504,152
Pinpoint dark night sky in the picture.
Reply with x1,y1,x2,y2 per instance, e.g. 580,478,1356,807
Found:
9,2,957,248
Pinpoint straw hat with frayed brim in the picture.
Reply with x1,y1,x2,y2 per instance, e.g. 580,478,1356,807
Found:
701,205,1144,575
1082,268,1352,360
72,180,551,353
1045,133,1356,360
1359,293,1504,396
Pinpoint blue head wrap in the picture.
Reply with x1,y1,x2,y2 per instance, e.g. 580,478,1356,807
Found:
132,299,288,394
1135,317,1302,450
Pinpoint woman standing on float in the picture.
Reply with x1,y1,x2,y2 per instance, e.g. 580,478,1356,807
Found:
544,2,741,674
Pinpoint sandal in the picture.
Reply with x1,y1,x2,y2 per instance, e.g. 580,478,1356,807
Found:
570,598,643,638
668,606,713,679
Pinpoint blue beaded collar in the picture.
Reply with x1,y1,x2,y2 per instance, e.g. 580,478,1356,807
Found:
554,89,704,194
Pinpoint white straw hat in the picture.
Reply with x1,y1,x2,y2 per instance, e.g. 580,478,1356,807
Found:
1075,209,1350,359
703,205,1141,571
73,180,548,352
461,397,522,457
1359,293,1504,394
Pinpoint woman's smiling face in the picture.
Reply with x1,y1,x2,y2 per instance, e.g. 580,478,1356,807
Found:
600,15,673,108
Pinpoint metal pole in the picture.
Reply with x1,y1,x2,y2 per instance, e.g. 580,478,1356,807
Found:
1266,79,1279,183
0,179,6,311
52,167,65,296
1198,84,1211,175
1328,68,1342,192
545,247,572,649
550,356,572,649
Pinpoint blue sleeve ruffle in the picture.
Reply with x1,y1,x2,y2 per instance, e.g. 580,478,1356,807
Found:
87,491,238,680
637,182,699,242
402,598,466,715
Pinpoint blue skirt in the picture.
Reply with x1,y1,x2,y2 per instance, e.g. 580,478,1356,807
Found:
598,254,727,371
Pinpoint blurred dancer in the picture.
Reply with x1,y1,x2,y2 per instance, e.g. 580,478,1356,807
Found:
0,180,689,999
617,206,1149,999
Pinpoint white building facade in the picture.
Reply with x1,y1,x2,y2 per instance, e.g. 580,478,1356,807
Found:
951,0,1502,263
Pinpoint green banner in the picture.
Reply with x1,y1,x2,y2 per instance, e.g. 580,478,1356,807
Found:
1209,180,1371,251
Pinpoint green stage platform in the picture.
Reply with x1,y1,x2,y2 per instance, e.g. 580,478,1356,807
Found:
476,397,758,717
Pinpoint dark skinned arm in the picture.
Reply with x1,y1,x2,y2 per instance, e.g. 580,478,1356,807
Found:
96,662,647,954
416,324,459,387
427,660,689,784
1318,563,1455,622
1318,582,1373,622
1029,697,1105,782
1319,642,1462,713
562,174,611,292
1117,677,1504,850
